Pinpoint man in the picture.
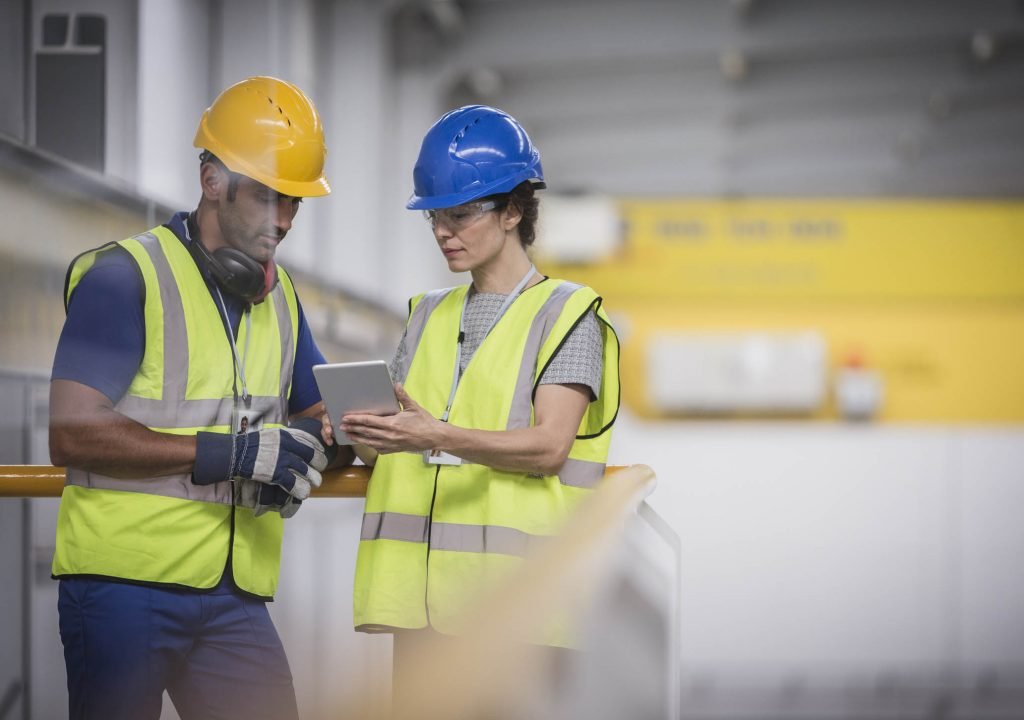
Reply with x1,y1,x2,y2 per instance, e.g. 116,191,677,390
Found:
48,76,351,720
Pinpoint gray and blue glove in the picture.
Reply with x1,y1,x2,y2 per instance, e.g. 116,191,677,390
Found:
243,417,339,517
193,417,335,517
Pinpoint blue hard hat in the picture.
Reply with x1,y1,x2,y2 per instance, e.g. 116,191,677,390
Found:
406,105,546,210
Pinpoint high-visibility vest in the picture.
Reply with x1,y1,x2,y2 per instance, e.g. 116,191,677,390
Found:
353,278,620,643
51,226,300,599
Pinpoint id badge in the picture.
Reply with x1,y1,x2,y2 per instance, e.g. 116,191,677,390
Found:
231,404,261,435
424,449,462,466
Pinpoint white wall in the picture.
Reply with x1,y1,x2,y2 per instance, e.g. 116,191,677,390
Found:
384,70,466,312
309,1,392,297
136,0,213,207
313,2,459,312
607,415,1024,681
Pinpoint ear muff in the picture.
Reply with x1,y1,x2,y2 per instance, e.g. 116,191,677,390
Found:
190,237,276,302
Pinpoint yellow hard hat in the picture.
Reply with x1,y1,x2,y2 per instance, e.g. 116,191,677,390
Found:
193,76,330,197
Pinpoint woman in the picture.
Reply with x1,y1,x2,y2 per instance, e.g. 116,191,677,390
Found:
338,105,619,650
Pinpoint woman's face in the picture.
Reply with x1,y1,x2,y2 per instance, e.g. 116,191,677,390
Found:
426,200,520,273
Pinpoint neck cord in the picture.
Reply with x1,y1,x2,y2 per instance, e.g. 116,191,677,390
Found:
440,264,536,422
215,286,252,405
185,212,253,406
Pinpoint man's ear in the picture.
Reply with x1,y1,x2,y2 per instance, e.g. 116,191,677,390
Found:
199,162,225,202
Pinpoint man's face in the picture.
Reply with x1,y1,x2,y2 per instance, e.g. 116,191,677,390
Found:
217,175,303,263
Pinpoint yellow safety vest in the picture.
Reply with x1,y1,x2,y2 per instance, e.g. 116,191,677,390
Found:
51,226,300,599
353,278,620,644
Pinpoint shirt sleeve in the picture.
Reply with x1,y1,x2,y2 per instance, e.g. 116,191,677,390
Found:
389,327,410,385
288,296,328,415
51,247,146,404
538,309,604,400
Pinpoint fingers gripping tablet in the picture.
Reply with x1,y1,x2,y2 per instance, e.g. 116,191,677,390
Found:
312,361,401,445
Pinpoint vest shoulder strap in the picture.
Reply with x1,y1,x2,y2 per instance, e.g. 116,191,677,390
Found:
409,285,461,318
62,225,175,311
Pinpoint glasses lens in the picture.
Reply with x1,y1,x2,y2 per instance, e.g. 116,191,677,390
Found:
423,201,497,230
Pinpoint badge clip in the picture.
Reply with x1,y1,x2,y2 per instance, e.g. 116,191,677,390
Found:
424,449,462,466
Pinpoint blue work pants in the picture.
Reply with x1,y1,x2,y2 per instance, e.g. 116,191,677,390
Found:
58,575,299,720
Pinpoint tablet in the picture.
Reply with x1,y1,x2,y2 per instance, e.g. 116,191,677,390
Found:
312,361,401,445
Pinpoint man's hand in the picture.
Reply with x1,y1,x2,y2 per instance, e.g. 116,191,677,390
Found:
193,417,336,517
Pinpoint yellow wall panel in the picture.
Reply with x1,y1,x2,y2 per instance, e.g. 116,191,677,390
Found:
579,199,1024,301
538,199,1024,422
613,303,1024,423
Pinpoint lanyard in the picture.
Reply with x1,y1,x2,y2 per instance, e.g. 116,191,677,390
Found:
216,286,253,405
184,214,253,406
440,264,536,422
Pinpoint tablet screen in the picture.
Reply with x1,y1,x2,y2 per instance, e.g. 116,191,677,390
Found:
312,361,401,445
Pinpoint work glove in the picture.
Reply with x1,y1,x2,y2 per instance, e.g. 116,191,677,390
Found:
236,476,304,519
239,417,338,517
193,417,336,518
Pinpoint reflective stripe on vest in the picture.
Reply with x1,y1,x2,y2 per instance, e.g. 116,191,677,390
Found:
361,512,546,558
353,278,620,642
52,226,298,598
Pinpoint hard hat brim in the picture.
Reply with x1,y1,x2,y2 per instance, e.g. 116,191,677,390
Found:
194,133,331,198
406,173,544,210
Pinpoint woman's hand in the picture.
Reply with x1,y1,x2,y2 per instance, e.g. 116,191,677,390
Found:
320,411,335,446
341,384,443,455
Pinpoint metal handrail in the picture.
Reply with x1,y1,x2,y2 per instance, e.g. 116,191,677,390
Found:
0,465,370,498
0,464,631,498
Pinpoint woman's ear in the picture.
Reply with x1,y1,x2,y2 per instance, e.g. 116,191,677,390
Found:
502,202,523,230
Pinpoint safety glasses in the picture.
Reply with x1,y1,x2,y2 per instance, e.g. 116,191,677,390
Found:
422,200,504,231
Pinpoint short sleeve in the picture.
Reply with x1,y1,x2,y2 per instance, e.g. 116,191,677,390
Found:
51,247,146,404
288,296,328,415
538,310,604,400
389,328,410,384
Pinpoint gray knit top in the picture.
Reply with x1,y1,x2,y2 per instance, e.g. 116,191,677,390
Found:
389,288,604,400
